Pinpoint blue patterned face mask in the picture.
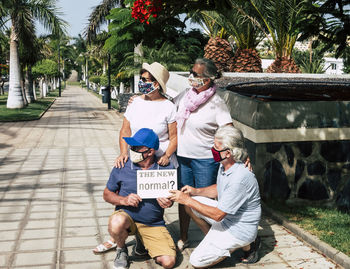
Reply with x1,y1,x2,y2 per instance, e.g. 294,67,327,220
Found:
138,80,158,94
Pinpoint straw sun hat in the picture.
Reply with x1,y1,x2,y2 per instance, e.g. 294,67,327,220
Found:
142,62,169,93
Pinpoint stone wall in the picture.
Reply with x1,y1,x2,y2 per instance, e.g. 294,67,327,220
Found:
248,140,350,209
117,93,139,112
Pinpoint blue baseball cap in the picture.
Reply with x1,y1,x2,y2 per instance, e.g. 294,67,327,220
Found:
123,128,159,150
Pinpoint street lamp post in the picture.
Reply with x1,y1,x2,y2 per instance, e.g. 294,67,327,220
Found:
107,52,111,109
107,19,111,109
58,33,61,97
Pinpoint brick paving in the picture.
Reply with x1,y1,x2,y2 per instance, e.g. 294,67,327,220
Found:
0,86,343,268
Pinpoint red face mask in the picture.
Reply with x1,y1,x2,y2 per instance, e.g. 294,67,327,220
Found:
211,147,228,162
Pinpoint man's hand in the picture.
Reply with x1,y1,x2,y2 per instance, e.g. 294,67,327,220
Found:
157,154,170,166
115,153,128,168
168,190,191,205
180,185,197,196
124,193,142,207
157,197,173,208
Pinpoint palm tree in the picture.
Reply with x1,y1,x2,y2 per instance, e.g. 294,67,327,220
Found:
0,0,66,108
236,0,303,73
72,35,88,83
88,31,109,75
19,34,43,103
189,10,233,71
194,2,264,72
0,30,9,95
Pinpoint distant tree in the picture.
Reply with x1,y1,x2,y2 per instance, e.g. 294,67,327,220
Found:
0,0,66,108
342,47,350,73
117,42,190,79
298,0,350,58
293,47,326,73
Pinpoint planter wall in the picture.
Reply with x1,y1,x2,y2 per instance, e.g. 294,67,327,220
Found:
219,83,350,210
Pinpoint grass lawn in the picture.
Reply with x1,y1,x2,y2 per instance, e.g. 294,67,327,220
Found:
67,81,81,86
267,201,350,256
0,90,58,122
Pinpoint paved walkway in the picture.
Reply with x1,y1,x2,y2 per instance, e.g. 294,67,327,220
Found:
0,86,342,269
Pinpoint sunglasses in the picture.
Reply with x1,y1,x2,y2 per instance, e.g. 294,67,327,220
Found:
140,76,153,83
189,69,209,79
189,69,200,78
130,146,150,153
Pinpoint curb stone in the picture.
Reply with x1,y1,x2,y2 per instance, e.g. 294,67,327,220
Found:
262,202,350,269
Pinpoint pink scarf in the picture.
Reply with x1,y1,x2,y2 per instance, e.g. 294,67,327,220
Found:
176,85,216,129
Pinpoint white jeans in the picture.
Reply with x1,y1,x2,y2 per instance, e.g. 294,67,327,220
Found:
189,196,251,268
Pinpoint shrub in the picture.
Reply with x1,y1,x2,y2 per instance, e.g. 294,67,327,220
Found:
89,76,100,84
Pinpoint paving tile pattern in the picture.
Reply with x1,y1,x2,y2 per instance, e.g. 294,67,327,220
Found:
0,86,343,269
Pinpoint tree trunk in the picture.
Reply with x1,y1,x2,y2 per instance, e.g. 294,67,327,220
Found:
266,57,301,73
103,62,107,75
43,78,47,97
7,25,25,108
33,80,37,100
0,80,4,95
39,78,43,98
21,78,28,106
119,82,124,94
85,58,89,89
25,66,35,103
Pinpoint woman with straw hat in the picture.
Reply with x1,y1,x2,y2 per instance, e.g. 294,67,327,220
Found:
115,61,177,168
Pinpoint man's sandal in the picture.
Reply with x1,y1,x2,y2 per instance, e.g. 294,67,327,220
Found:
93,240,117,254
176,239,190,251
242,236,261,264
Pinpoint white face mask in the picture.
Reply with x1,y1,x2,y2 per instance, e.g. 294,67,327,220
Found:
129,149,149,163
188,74,205,89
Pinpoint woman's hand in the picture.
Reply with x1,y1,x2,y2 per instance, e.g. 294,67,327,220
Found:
157,154,170,166
114,153,128,168
128,95,137,105
244,156,253,172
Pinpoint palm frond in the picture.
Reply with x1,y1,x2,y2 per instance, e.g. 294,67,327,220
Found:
29,0,67,36
85,0,120,41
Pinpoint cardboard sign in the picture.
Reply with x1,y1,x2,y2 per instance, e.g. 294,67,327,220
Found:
137,169,177,199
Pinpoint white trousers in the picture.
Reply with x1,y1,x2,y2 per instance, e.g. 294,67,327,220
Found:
189,196,251,268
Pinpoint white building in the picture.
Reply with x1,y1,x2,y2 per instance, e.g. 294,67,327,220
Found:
323,57,344,75
261,58,344,74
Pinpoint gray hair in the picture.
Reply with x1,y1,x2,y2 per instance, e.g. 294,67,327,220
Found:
215,125,248,163
194,58,221,79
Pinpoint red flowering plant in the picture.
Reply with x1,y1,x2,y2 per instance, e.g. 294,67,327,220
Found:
0,63,9,76
131,0,162,24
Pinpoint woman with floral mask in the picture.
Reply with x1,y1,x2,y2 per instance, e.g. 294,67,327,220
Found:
115,62,177,169
93,62,177,254
173,58,234,251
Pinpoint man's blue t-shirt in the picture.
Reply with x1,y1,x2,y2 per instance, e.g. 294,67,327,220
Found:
106,159,174,226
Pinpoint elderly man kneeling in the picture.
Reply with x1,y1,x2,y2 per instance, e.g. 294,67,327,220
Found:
170,125,261,268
